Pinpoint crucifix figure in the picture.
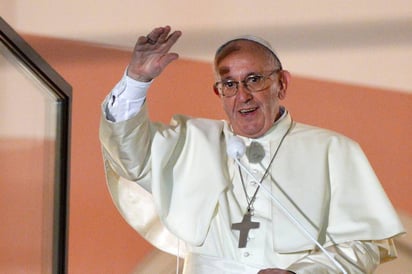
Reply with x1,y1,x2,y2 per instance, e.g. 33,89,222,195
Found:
231,211,260,248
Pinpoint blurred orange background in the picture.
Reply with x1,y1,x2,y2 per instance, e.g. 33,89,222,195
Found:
1,35,410,273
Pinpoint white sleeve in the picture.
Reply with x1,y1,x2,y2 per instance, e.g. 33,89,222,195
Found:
105,70,152,122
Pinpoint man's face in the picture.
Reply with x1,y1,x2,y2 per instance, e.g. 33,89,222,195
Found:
215,41,287,138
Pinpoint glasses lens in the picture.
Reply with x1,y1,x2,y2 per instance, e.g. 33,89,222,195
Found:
245,75,266,92
220,81,237,97
216,70,278,97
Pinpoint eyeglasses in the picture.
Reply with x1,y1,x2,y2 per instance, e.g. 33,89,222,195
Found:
214,69,281,97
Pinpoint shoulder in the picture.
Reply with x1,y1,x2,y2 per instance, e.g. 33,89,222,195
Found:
171,114,223,126
290,121,359,148
170,114,226,135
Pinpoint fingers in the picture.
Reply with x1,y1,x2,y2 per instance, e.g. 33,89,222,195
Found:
143,26,181,47
156,26,171,43
135,26,181,57
158,52,179,69
127,26,181,81
162,30,182,52
146,26,169,44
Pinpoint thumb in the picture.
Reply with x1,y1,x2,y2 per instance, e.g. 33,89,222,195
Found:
159,53,179,69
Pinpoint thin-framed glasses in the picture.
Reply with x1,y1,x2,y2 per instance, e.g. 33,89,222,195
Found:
214,69,281,97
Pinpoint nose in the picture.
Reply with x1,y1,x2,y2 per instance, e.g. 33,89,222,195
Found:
236,84,253,101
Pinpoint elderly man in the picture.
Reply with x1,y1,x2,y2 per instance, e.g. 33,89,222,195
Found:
100,26,404,273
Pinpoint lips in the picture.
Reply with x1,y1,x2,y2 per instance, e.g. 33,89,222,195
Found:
239,107,258,114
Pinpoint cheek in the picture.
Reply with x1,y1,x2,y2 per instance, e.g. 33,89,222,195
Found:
259,91,277,109
221,99,233,119
222,98,235,113
260,92,280,118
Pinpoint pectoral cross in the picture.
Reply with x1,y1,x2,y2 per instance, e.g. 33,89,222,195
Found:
231,212,260,248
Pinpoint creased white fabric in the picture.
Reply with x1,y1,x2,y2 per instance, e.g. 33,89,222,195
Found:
99,83,404,272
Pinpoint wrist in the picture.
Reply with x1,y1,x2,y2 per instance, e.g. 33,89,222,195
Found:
126,67,152,82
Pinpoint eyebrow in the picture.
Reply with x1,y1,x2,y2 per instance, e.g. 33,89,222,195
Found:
217,66,230,76
217,67,264,80
215,43,242,65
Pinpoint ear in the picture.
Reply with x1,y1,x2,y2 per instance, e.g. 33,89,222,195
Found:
213,85,221,96
277,70,291,100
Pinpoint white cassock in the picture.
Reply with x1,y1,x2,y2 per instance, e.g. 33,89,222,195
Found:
100,100,404,274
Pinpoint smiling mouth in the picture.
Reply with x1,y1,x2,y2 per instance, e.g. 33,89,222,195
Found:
239,107,258,114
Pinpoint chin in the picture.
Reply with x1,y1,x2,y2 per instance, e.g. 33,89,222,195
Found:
236,129,261,138
236,124,264,137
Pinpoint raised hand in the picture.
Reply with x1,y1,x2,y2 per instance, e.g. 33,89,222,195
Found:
127,26,182,82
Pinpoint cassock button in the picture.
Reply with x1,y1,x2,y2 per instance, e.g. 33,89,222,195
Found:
243,252,250,257
250,181,258,186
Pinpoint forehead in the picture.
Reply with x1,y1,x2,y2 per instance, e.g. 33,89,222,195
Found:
215,41,272,75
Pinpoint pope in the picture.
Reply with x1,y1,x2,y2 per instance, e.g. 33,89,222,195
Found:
100,26,404,274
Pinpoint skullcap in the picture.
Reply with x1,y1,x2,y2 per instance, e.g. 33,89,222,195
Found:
215,35,283,69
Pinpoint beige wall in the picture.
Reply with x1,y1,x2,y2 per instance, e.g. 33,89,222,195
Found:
1,1,412,93
2,34,410,273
